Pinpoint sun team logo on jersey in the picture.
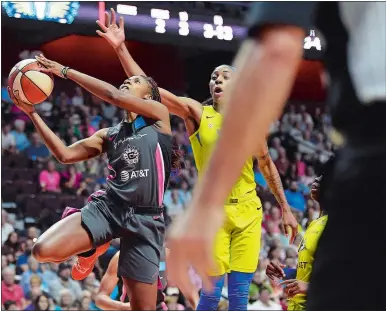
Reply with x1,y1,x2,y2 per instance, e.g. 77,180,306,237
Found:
121,145,140,181
298,238,307,252
122,145,139,166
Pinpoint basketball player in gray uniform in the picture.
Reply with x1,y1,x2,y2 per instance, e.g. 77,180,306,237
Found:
168,2,386,310
9,54,181,310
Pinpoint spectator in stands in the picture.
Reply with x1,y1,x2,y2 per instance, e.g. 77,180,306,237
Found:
173,121,189,147
3,300,18,311
25,293,51,311
89,107,103,130
285,181,306,212
39,160,61,193
11,119,30,152
71,87,84,107
20,257,45,294
35,95,53,118
274,147,290,178
2,123,16,152
248,287,282,310
16,238,34,272
3,232,20,254
96,167,109,188
80,295,92,310
101,100,117,123
281,105,298,131
269,137,281,161
165,287,185,310
58,288,75,310
179,180,191,207
313,107,323,131
25,132,50,163
49,264,82,304
82,272,100,294
1,266,25,309
24,274,50,303
27,226,39,242
40,263,59,287
2,77,12,103
294,152,306,177
299,105,314,130
301,166,316,187
164,189,184,218
1,210,15,245
61,165,83,195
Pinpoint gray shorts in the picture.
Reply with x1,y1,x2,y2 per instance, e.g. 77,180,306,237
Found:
81,190,165,284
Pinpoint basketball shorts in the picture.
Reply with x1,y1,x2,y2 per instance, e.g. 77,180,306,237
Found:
81,190,165,284
210,192,263,276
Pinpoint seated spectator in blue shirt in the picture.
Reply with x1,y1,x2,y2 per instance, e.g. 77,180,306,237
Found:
21,257,47,294
11,119,31,151
2,78,12,103
25,132,50,161
285,181,306,212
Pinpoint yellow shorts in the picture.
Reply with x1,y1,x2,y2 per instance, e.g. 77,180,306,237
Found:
210,193,263,276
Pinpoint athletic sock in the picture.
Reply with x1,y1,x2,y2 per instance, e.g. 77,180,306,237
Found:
197,275,225,311
228,271,254,311
77,249,96,258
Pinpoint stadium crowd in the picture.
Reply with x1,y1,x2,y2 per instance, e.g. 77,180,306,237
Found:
2,78,333,310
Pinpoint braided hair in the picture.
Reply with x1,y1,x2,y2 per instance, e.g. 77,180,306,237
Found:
142,75,162,103
142,75,184,170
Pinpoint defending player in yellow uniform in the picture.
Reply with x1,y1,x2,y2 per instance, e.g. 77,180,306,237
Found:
266,176,327,310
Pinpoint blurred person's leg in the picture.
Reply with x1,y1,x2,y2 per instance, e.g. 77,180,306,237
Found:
308,101,386,310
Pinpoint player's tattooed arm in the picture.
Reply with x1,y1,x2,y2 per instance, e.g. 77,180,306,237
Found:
255,143,288,208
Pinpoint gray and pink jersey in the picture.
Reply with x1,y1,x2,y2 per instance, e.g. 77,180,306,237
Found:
104,116,172,208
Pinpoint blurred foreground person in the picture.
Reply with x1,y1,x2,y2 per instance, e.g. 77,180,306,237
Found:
168,2,386,310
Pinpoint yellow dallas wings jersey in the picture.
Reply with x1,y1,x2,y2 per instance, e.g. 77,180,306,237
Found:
288,215,328,310
189,105,256,199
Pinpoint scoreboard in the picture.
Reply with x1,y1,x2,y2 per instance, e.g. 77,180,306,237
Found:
109,2,324,58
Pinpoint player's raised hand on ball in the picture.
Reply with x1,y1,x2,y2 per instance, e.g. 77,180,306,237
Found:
7,87,35,114
96,8,125,49
266,260,286,281
35,55,65,78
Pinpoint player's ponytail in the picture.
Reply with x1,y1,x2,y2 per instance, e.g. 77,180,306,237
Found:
171,137,184,171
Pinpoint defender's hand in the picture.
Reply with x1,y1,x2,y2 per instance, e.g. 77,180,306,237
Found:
282,205,298,244
282,279,308,298
96,8,125,49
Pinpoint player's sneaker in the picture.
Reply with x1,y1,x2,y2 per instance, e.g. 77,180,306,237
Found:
71,242,110,281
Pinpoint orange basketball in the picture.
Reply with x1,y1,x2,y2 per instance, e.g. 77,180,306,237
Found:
8,59,54,105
